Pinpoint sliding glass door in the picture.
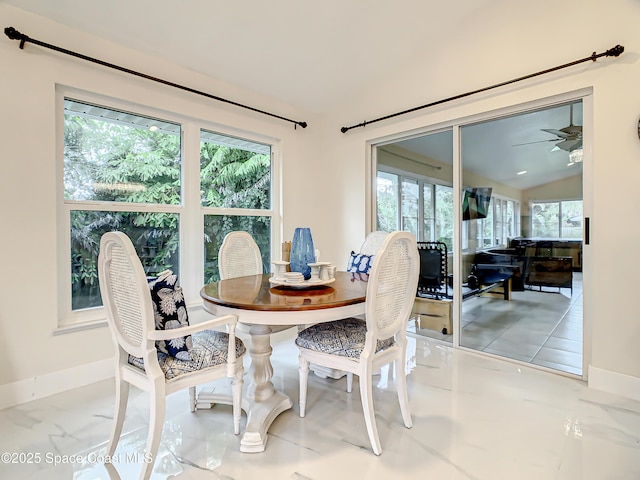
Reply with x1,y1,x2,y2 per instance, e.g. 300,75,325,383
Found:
374,99,585,377
459,101,583,376
376,130,454,343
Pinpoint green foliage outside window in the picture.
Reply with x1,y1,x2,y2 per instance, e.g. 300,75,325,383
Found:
200,136,272,283
64,102,273,311
65,109,182,310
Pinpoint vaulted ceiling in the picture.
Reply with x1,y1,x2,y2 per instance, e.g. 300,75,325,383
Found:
1,0,496,113
2,0,583,190
390,101,583,190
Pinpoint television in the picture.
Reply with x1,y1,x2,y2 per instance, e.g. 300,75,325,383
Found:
462,187,492,221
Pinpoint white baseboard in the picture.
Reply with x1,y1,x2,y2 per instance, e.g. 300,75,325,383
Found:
3,358,638,411
588,365,640,402
0,359,114,411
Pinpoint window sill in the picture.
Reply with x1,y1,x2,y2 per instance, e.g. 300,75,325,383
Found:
53,319,108,336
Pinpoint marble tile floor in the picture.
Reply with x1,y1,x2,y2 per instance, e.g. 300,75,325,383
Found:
2,326,639,479
414,274,583,376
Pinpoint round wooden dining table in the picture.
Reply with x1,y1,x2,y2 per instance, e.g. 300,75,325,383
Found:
200,271,368,453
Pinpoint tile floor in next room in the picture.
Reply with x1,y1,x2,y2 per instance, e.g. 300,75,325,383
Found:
1,318,638,480
414,273,583,376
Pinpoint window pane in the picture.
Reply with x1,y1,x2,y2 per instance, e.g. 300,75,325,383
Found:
435,185,453,251
64,99,181,204
204,215,271,283
505,201,515,239
531,202,560,237
494,199,502,246
561,200,583,239
200,130,271,209
376,171,399,231
70,210,179,310
401,178,419,235
423,184,434,241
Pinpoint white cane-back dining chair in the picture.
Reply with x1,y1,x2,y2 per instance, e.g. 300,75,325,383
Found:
359,230,389,256
296,230,419,455
218,231,296,338
98,231,246,480
219,230,264,279
330,230,389,387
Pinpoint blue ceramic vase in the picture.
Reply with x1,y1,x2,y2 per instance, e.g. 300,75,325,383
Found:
289,227,315,280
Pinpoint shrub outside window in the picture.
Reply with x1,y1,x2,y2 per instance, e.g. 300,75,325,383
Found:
200,130,272,283
62,98,275,326
64,99,182,312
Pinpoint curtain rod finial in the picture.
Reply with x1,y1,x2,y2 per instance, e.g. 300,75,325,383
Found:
4,27,20,40
607,44,624,57
4,26,21,40
4,26,29,48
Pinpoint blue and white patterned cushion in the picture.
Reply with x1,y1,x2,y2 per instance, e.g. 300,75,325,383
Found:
128,330,246,381
347,251,375,274
295,318,394,358
148,270,193,361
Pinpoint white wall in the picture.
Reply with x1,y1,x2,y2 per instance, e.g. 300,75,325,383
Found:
0,5,327,405
378,145,453,183
2,0,640,406
522,174,583,213
325,0,640,398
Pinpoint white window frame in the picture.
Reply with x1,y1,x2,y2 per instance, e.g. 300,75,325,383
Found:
474,194,521,250
376,164,521,253
530,199,582,239
376,165,454,244
55,87,280,332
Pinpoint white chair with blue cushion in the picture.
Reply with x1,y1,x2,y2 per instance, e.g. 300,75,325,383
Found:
346,230,389,277
98,231,245,480
296,230,419,455
323,230,389,387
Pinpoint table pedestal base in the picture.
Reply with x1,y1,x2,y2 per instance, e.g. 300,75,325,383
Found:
239,391,292,452
199,273,368,453
196,388,293,453
196,323,294,452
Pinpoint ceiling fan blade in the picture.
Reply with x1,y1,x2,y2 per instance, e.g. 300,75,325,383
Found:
541,128,572,139
513,139,558,147
555,138,581,151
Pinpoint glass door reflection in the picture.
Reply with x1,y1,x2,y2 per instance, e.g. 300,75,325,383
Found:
459,101,583,376
376,130,454,343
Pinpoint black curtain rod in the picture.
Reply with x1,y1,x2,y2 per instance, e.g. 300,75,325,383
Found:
340,44,624,134
4,26,308,130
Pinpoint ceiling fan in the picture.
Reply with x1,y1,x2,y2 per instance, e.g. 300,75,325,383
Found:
514,104,582,152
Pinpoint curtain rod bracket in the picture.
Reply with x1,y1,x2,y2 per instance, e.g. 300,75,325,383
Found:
4,26,308,130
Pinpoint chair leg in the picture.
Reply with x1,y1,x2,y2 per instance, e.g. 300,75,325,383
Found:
189,386,197,413
106,378,129,457
395,356,413,429
232,366,244,435
140,383,166,480
346,372,353,393
299,354,310,417
359,371,382,455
